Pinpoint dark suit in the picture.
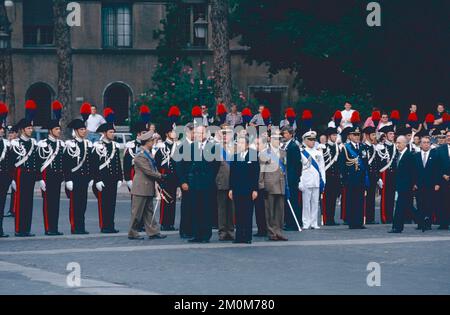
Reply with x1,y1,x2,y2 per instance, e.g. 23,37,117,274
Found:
283,140,302,229
230,149,260,242
414,149,441,229
392,150,416,232
436,144,450,228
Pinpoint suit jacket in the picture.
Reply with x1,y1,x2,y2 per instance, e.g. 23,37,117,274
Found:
284,140,302,187
131,150,161,197
394,150,416,192
215,144,234,190
436,144,450,179
414,149,440,189
258,146,286,195
229,149,260,195
338,142,368,187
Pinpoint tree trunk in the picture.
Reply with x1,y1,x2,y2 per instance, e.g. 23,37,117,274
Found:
0,3,16,124
53,0,73,138
211,0,232,109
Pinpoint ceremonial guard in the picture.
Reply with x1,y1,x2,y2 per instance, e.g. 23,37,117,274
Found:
378,125,397,224
154,122,178,231
321,127,340,226
299,130,326,230
37,119,65,235
4,124,18,218
361,126,382,224
10,117,41,237
436,130,449,230
0,106,11,237
123,122,148,192
91,122,123,233
259,132,288,241
63,119,93,234
215,125,235,241
339,126,369,229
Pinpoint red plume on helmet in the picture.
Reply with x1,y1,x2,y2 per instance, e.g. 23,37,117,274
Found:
52,100,63,120
443,112,450,122
168,105,180,124
302,110,313,130
262,108,271,126
139,104,151,124
425,113,435,124
80,102,92,122
390,110,400,125
217,103,227,116
407,112,419,129
333,110,342,125
25,99,37,122
242,107,252,124
350,111,361,128
0,102,8,126
371,110,381,123
285,107,296,124
192,105,202,118
103,107,115,123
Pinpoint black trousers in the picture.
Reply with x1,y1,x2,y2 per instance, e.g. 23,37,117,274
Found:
0,172,10,234
284,183,301,229
437,182,450,227
179,190,193,237
42,170,64,233
365,174,378,223
392,191,413,232
346,184,365,228
14,168,36,234
68,176,89,233
94,180,118,231
323,175,340,224
417,188,436,227
159,177,177,228
254,189,267,234
380,170,395,224
191,190,213,241
234,194,254,242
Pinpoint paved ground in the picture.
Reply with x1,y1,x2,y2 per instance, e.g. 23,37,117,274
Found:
1,193,449,295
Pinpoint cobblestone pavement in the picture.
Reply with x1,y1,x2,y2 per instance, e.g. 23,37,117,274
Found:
1,194,449,295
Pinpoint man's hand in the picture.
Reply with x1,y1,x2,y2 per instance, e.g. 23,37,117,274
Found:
413,185,418,191
96,181,105,192
434,185,440,191
65,181,74,191
443,175,449,181
117,181,123,189
377,179,383,189
88,180,94,188
181,183,189,191
126,180,133,190
39,180,46,192
228,190,233,201
10,180,16,191
252,191,258,201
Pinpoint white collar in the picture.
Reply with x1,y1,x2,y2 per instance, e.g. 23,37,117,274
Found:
20,135,30,142
102,138,111,144
48,135,57,142
399,148,408,155
75,136,83,143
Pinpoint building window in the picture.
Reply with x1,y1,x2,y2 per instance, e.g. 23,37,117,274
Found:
103,82,132,125
26,83,55,126
102,4,132,48
182,2,208,48
23,0,54,46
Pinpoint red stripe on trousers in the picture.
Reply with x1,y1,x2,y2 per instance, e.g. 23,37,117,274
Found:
42,170,49,232
69,192,75,233
14,168,21,233
98,191,104,229
381,171,387,224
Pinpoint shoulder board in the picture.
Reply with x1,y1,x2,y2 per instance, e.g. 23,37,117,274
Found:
37,140,48,148
125,141,135,149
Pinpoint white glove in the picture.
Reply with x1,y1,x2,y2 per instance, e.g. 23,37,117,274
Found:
96,181,105,192
39,180,46,192
66,181,74,191
10,180,16,191
298,181,305,192
88,180,94,188
117,181,123,189
126,180,133,190
377,179,383,189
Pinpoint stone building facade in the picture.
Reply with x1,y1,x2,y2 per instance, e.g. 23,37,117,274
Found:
6,0,298,126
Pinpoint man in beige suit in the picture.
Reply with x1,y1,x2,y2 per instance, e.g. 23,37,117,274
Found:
128,132,167,240
259,132,288,241
215,126,235,241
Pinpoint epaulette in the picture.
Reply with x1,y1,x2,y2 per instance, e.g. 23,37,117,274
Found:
125,141,135,149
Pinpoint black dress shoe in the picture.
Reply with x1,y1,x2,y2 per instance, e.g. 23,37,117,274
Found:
15,232,35,237
365,221,379,225
4,211,14,218
45,231,64,236
188,238,202,243
180,233,193,239
253,232,267,237
101,228,120,234
0,233,9,238
148,234,167,240
388,229,402,234
72,230,89,235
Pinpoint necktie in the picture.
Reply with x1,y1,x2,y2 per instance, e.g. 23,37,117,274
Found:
422,152,427,167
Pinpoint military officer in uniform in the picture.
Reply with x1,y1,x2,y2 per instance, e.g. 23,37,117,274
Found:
10,119,41,237
259,132,288,241
339,126,369,229
0,120,12,237
361,126,382,224
92,123,123,233
4,124,18,218
321,127,340,226
154,122,179,231
378,125,397,224
63,119,94,234
37,120,65,235
299,130,326,230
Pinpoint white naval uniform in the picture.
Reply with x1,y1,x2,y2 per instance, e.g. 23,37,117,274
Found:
298,146,326,229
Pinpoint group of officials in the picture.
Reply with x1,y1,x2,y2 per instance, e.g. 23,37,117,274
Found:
0,101,448,244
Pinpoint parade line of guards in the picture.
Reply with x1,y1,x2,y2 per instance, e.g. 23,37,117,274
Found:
0,101,449,243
